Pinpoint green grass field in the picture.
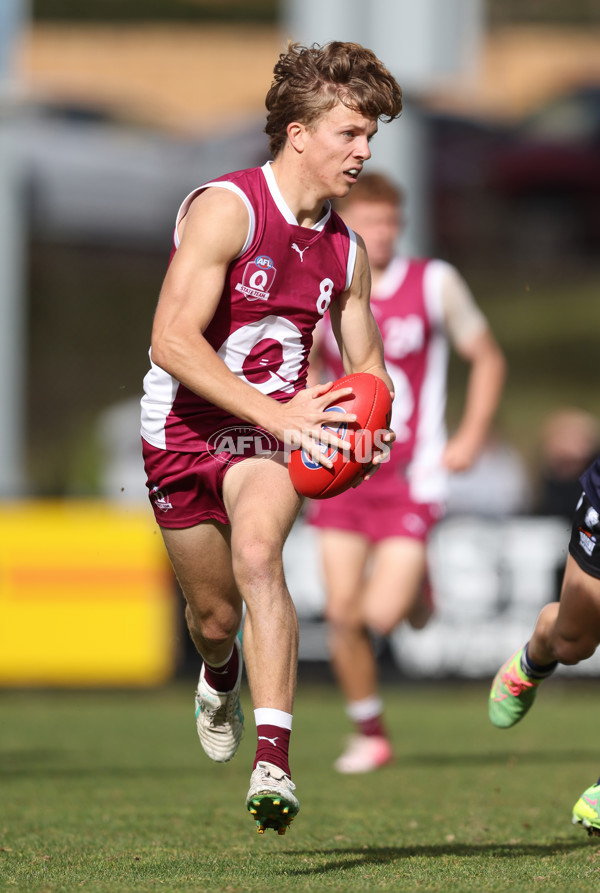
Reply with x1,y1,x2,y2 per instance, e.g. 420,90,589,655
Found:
2,679,600,891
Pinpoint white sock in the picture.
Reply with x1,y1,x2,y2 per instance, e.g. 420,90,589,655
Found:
254,708,293,730
346,696,383,723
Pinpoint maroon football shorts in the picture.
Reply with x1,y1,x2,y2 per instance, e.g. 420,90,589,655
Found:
307,467,443,544
142,438,238,529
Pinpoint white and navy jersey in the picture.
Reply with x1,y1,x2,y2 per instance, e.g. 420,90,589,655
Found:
141,162,357,451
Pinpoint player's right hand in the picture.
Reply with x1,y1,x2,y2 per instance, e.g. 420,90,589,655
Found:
271,382,357,469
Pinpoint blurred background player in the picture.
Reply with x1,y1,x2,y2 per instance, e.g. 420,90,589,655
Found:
489,455,600,835
308,172,507,774
535,407,600,519
534,407,600,601
140,43,401,830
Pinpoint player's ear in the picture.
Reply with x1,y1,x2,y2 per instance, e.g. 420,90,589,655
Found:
286,121,306,153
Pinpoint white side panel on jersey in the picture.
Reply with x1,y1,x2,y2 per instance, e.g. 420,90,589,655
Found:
408,260,450,503
343,224,358,291
140,349,180,449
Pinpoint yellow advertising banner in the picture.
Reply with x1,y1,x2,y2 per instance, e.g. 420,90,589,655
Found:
0,501,177,686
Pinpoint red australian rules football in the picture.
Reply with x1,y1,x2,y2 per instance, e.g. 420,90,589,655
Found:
288,372,392,499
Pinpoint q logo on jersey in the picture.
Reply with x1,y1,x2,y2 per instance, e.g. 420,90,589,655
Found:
235,255,277,302
300,406,347,470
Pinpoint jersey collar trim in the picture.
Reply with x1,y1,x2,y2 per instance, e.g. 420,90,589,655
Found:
262,161,331,231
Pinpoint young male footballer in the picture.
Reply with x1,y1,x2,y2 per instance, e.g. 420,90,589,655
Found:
140,40,400,833
490,456,600,835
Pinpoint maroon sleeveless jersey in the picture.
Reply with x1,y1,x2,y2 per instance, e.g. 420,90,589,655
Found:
141,162,357,451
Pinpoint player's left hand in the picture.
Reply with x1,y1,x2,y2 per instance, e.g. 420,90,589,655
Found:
442,432,480,472
353,428,394,485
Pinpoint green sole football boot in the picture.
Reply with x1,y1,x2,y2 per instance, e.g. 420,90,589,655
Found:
246,761,299,835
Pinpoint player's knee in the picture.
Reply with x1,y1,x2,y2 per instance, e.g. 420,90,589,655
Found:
363,600,399,637
231,536,282,590
367,615,396,638
185,603,237,648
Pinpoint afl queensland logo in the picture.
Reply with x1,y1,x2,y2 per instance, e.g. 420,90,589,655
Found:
149,485,173,513
300,406,347,470
236,255,277,302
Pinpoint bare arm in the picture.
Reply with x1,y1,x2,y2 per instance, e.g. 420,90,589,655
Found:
441,265,507,472
150,187,354,465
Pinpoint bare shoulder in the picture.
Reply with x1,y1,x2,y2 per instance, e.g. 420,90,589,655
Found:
430,258,465,288
433,258,490,348
178,186,249,260
429,258,474,307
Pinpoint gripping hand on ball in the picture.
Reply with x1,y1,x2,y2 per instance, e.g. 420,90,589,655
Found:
273,381,356,469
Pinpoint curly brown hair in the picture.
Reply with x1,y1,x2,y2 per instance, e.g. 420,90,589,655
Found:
265,41,403,158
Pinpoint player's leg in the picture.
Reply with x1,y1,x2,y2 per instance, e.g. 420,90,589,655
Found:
362,536,428,637
161,520,241,662
222,453,302,833
554,497,600,835
223,452,302,717
363,497,440,634
551,557,600,836
533,555,600,666
161,521,245,763
328,537,428,774
555,558,600,834
489,555,600,732
143,437,244,681
490,562,600,728
490,494,600,730
321,528,373,700
319,528,393,773
143,439,246,763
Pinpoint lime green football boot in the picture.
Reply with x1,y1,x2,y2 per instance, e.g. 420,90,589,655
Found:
573,782,600,836
488,647,542,729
